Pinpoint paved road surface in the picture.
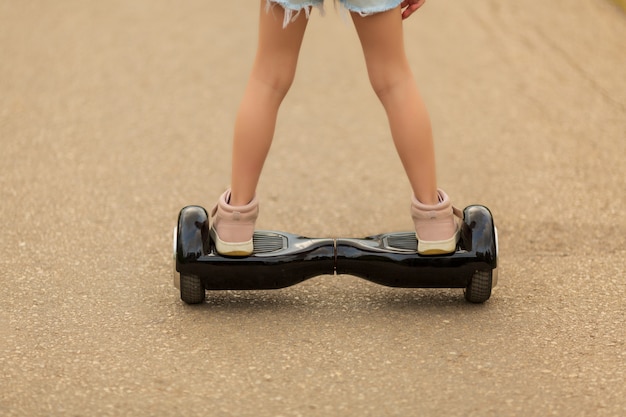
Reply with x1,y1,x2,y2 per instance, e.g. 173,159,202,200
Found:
1,0,625,415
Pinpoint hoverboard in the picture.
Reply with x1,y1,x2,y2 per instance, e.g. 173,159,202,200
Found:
173,205,498,304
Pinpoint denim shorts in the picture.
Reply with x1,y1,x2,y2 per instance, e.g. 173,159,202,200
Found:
267,0,403,26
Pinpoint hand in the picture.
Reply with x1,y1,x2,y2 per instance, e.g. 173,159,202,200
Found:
401,0,426,20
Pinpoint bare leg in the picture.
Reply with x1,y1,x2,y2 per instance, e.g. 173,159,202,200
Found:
351,8,438,205
229,1,309,206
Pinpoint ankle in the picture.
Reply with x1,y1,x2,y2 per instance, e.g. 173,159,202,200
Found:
413,194,440,207
227,191,255,207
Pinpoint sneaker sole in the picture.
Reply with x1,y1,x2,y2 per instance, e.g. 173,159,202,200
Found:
417,232,459,255
211,229,253,257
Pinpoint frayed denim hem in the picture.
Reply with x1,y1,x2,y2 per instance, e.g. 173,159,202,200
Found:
338,0,403,16
265,0,403,27
265,0,325,28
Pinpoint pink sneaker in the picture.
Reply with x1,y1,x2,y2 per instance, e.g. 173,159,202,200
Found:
411,189,462,255
210,189,259,256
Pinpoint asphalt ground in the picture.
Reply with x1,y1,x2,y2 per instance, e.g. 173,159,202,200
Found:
1,0,625,416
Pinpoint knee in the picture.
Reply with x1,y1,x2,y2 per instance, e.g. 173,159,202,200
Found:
267,71,296,98
251,60,297,98
366,63,412,100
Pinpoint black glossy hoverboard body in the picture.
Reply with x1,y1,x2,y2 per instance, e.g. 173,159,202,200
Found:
173,205,498,304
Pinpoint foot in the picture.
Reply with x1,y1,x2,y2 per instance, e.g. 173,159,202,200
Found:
411,189,461,255
210,189,259,256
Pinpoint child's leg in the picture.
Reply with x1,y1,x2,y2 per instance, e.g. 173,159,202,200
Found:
351,8,438,205
351,7,459,254
229,1,309,206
